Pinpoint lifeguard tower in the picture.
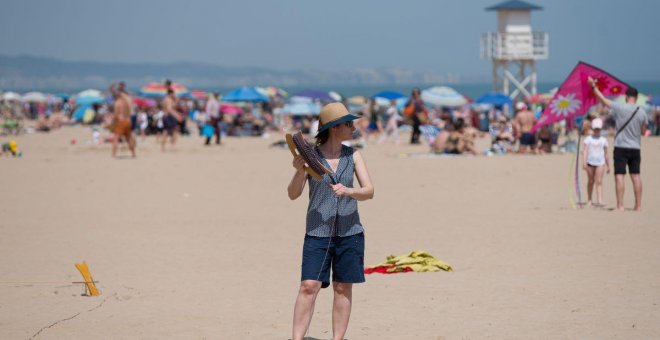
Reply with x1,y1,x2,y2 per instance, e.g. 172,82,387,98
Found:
480,0,548,100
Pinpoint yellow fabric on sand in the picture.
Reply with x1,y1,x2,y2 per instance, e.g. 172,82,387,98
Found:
368,250,452,273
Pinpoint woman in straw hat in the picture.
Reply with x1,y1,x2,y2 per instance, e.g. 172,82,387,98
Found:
287,102,374,340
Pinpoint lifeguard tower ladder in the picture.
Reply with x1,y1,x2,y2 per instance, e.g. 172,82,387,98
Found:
481,0,548,100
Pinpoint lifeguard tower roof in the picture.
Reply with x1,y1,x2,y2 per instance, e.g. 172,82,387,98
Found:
486,0,542,11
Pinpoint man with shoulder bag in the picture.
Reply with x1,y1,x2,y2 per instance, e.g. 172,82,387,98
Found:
588,77,648,211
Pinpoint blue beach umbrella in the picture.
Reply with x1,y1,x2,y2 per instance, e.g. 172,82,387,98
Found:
475,92,513,108
371,91,405,100
222,86,269,102
72,104,90,121
75,96,106,106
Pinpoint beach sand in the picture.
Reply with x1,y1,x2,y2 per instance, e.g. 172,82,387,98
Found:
1,126,658,339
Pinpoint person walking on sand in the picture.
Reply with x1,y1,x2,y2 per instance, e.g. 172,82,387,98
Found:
379,99,402,144
589,77,648,211
288,103,374,340
405,88,426,144
161,89,182,152
110,82,136,158
582,118,610,206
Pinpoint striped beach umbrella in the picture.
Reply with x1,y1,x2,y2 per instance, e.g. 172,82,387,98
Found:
133,97,157,108
421,86,467,107
140,82,189,98
190,89,209,100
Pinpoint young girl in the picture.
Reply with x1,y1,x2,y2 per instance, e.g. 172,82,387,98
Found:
288,103,374,340
582,118,610,206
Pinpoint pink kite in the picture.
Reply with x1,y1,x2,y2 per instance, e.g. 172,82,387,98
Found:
532,61,628,133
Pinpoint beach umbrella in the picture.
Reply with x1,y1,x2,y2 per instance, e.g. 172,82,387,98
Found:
75,97,105,106
421,86,467,107
373,96,409,107
475,92,513,108
292,90,334,102
1,92,21,101
140,82,189,98
133,97,156,108
329,91,343,102
527,93,551,104
74,89,106,105
190,89,209,100
348,96,367,105
220,103,243,114
372,91,408,107
256,86,288,98
77,89,103,98
280,102,321,116
371,91,406,100
22,92,48,102
222,86,269,102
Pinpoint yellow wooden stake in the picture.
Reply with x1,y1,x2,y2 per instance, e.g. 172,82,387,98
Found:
74,261,100,296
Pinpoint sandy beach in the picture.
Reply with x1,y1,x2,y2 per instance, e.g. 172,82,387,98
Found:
1,126,658,339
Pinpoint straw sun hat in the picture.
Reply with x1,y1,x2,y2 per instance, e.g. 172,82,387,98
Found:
316,102,360,136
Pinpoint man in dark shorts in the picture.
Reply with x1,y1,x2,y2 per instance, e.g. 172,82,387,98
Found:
513,102,537,154
161,89,181,152
589,77,648,211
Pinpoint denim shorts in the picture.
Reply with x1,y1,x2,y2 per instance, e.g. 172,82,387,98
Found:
301,232,365,288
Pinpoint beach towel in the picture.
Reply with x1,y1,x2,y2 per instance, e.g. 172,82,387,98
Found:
364,250,452,274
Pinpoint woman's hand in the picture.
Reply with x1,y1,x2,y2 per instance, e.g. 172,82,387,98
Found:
331,183,354,197
292,155,305,172
288,155,308,200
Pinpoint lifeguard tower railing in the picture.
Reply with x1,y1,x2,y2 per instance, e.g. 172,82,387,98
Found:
481,32,549,60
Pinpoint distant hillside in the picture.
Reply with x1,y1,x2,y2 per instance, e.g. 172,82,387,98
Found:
0,54,468,91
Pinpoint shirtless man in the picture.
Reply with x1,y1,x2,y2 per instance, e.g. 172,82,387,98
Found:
111,82,136,158
513,102,536,154
161,89,182,151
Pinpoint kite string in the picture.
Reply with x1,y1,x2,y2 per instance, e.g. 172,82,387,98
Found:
567,145,577,210
575,120,584,207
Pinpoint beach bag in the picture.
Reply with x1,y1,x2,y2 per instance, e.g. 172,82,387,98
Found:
202,124,215,138
403,102,415,117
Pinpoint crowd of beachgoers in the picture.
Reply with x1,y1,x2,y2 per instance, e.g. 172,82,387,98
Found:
1,80,659,158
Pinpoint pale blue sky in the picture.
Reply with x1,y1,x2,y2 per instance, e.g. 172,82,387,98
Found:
1,0,658,81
